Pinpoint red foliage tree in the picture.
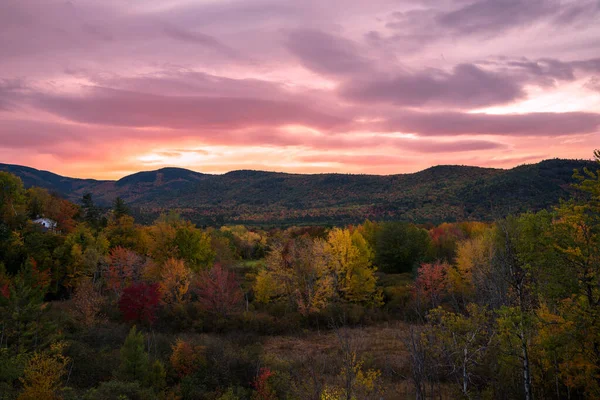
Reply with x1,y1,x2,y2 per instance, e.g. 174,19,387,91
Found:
29,258,51,290
118,282,160,325
195,264,243,317
428,223,467,261
0,283,9,299
252,367,276,400
412,261,449,309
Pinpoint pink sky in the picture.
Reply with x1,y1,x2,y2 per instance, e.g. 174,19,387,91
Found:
1,0,599,179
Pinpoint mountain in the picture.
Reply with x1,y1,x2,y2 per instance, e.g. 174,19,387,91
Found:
0,159,595,225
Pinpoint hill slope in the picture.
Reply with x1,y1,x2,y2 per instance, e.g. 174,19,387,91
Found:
0,159,594,225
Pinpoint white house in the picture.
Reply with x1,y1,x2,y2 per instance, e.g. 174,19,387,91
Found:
33,218,57,231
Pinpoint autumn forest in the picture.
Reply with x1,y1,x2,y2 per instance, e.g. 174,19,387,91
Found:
0,151,597,399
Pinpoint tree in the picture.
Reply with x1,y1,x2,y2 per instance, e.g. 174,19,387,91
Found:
105,215,146,252
113,197,130,219
195,264,243,317
26,187,51,219
118,283,160,326
425,304,495,398
50,198,78,234
451,228,503,309
428,223,467,262
18,342,70,400
0,172,26,228
220,225,266,260
107,247,144,299
174,221,214,272
58,224,109,291
0,347,27,399
256,231,382,313
147,218,178,263
84,380,157,400
543,150,600,397
71,278,103,327
412,262,449,313
117,326,149,383
210,230,240,268
169,339,205,378
325,228,382,306
158,258,191,306
256,235,334,315
494,218,536,400
323,327,382,400
0,261,55,353
147,360,166,393
148,218,214,271
81,193,100,229
254,270,278,304
252,367,276,400
374,222,431,273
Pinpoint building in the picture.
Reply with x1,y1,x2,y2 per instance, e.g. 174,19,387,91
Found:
33,218,57,231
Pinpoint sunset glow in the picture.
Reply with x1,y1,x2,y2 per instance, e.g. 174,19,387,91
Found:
1,0,599,178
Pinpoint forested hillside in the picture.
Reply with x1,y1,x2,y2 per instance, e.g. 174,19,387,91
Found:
0,158,592,225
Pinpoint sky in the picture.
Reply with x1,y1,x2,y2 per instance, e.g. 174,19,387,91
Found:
1,0,599,179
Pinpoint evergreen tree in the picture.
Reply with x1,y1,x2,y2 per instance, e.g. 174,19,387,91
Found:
81,193,100,229
0,261,55,354
374,222,431,273
113,197,130,219
147,360,166,393
117,326,149,383
0,172,26,229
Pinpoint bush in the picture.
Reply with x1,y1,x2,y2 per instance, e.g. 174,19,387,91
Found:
84,380,157,400
65,341,118,388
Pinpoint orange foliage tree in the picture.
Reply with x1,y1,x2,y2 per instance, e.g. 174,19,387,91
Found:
170,339,205,378
71,278,103,327
106,247,144,298
158,258,191,306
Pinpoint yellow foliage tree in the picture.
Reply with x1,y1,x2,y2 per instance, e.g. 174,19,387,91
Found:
325,228,382,306
321,351,382,400
256,236,334,315
254,269,280,304
447,229,495,306
18,342,70,400
159,258,191,305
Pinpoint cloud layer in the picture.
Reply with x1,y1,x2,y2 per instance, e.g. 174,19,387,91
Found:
0,0,599,178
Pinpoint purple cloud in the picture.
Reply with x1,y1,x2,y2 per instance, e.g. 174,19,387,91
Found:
31,86,346,130
341,64,525,108
436,0,559,36
162,25,238,57
381,111,600,136
285,29,372,76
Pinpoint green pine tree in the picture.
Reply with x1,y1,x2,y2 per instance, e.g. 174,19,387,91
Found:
113,197,130,220
146,360,166,392
117,326,149,382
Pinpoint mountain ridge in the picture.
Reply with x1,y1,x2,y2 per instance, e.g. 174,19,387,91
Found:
0,158,595,225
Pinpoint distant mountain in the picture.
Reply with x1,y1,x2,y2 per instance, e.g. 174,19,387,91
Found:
0,159,595,225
